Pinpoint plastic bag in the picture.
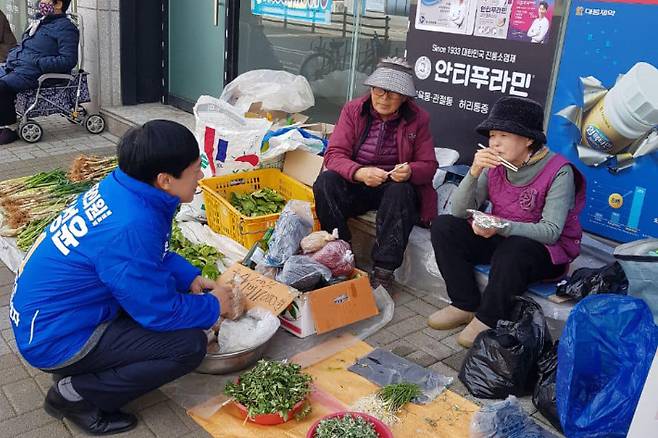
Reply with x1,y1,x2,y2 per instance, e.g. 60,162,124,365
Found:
532,341,561,432
219,69,314,114
471,396,558,438
216,308,280,354
614,238,658,324
301,229,338,254
276,255,332,291
264,201,314,267
311,240,355,277
555,261,628,300
193,95,271,177
459,297,552,399
348,348,453,404
261,127,327,161
556,295,658,438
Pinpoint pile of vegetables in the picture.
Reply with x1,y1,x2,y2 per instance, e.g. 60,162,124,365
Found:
169,222,223,280
230,188,286,217
0,155,117,250
350,382,422,426
313,414,379,438
224,359,312,421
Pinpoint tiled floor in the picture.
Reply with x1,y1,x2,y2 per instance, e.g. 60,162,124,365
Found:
0,110,563,437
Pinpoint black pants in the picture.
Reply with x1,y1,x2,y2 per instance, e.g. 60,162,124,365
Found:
313,170,419,271
431,215,566,328
0,80,17,126
45,315,207,412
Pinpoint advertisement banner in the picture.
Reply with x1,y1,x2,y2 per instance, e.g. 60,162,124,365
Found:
546,0,658,242
252,0,333,25
407,1,560,162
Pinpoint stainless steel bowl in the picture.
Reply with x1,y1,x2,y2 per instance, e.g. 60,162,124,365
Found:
195,331,276,375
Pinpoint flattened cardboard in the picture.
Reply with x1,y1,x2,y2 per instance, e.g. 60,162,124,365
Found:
308,273,379,334
217,263,296,315
282,149,324,187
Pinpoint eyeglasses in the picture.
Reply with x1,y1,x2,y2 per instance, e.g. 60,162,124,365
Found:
371,87,402,99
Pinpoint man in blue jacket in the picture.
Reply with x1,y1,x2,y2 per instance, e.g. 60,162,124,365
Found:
10,120,242,435
0,0,79,144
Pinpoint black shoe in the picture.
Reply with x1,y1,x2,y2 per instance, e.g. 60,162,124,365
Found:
0,128,18,145
44,386,138,436
369,266,395,291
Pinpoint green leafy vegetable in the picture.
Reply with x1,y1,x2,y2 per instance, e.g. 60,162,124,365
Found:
169,222,223,280
224,359,312,421
377,382,422,413
230,188,286,217
314,414,379,438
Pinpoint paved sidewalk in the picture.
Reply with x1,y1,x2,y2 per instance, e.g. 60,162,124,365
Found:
0,115,563,437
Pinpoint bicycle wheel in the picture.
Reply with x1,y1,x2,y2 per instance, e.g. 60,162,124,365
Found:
299,53,333,82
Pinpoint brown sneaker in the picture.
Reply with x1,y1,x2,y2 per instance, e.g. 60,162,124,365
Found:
457,317,491,348
427,305,474,330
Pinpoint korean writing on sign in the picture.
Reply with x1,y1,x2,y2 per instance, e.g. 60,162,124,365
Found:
49,184,113,256
575,6,615,16
416,90,454,107
433,44,517,64
459,100,490,114
433,60,533,97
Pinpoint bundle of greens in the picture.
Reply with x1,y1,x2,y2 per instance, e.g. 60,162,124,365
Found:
230,188,286,217
68,155,117,182
350,382,422,426
224,359,312,421
169,223,223,280
313,414,379,438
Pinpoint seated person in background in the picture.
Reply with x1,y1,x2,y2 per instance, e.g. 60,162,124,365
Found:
313,57,438,290
10,120,243,435
429,96,585,348
0,0,78,145
0,9,17,62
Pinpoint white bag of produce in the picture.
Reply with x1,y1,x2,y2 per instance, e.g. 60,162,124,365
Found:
219,69,314,114
193,95,271,177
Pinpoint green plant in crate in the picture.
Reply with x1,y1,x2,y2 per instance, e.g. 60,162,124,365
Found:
230,188,285,217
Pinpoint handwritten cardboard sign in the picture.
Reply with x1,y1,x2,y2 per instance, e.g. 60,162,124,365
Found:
218,263,296,315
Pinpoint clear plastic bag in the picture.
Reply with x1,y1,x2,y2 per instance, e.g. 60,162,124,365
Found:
219,69,315,114
301,229,339,254
311,239,355,277
471,396,557,438
264,201,314,267
276,255,331,291
216,308,280,354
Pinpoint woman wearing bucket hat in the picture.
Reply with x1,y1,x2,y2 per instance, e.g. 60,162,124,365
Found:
428,96,586,347
313,57,438,290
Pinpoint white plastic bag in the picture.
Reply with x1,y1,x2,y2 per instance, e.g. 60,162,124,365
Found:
177,221,248,271
193,95,272,177
260,128,325,162
220,70,314,114
217,308,280,354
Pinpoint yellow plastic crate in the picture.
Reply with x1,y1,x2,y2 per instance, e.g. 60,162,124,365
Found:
199,168,320,248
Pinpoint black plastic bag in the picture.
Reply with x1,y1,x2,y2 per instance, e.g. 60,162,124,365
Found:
276,255,331,291
555,261,628,300
459,297,552,399
532,341,562,432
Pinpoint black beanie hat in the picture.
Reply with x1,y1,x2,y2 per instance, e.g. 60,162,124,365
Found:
475,96,547,144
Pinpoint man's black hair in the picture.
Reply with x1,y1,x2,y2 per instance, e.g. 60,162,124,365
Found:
117,119,200,185
539,1,549,9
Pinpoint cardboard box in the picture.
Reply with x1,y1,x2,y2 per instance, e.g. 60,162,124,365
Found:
219,263,379,338
282,149,325,187
278,269,379,338
299,122,334,140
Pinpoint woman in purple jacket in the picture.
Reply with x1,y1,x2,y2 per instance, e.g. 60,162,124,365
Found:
429,96,585,348
313,57,438,290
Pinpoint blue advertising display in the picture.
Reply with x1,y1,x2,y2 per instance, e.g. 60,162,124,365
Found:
252,0,333,25
546,0,658,242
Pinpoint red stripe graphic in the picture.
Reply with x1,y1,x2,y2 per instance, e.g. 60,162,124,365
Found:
204,126,216,175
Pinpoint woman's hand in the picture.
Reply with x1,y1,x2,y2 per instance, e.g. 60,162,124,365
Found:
471,221,497,238
189,276,216,294
390,163,412,182
210,284,245,320
470,147,501,177
354,167,388,187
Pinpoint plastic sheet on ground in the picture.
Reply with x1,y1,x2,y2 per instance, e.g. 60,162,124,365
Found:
347,348,453,404
471,396,558,438
160,286,394,416
188,340,479,438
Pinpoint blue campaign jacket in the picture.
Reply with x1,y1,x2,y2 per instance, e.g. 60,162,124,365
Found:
9,169,220,369
1,13,78,90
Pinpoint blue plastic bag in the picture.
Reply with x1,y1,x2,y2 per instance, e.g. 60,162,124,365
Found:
557,295,658,437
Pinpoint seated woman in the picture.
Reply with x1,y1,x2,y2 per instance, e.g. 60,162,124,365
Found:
0,0,78,145
429,96,585,348
313,57,438,290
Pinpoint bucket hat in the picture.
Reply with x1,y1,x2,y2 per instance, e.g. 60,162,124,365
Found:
476,96,547,144
364,57,416,97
